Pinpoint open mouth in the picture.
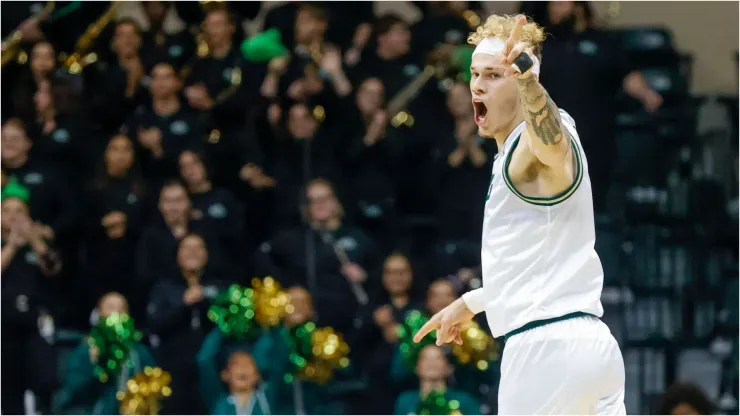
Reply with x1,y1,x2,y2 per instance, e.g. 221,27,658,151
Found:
473,101,487,125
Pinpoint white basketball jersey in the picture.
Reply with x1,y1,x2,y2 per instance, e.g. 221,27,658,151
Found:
463,110,605,338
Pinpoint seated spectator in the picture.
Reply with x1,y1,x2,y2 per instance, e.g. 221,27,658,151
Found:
139,1,196,73
250,286,345,415
657,382,714,415
394,344,480,415
82,134,148,319
255,178,381,333
179,149,246,275
352,252,421,415
124,62,204,181
198,348,272,415
56,292,156,415
410,2,477,56
147,233,226,415
30,74,91,181
340,77,402,250
84,18,149,135
268,103,342,229
6,40,58,122
434,82,495,243
135,179,224,292
1,180,62,414
184,6,252,132
1,118,77,243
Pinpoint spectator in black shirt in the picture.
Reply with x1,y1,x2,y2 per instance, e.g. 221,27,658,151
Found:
184,6,250,132
6,40,58,122
268,103,341,229
360,14,449,215
30,75,91,181
254,178,381,334
139,1,196,73
135,180,223,301
1,118,77,243
178,149,246,277
82,134,148,320
351,252,421,415
147,233,225,415
125,62,203,181
1,187,62,415
341,78,402,250
410,1,476,56
435,82,495,242
85,18,149,135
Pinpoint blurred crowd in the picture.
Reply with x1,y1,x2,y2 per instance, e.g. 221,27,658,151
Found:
0,1,735,415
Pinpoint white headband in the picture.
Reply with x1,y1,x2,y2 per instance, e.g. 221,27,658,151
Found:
472,37,540,78
472,37,507,57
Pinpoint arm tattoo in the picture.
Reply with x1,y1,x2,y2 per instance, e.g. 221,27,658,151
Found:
516,76,565,145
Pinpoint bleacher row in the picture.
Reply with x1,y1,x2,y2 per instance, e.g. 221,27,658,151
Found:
595,26,738,414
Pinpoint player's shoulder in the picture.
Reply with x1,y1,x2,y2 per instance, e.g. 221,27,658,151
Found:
558,109,577,129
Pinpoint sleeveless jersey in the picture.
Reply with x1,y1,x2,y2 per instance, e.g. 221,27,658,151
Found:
462,110,605,338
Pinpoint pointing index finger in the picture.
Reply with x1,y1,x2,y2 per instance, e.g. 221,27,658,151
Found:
413,315,440,343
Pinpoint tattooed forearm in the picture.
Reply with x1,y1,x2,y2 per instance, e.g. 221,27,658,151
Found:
516,76,565,145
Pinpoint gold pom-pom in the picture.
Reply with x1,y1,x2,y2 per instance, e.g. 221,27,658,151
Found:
295,326,350,384
251,277,291,328
450,321,499,371
118,367,172,415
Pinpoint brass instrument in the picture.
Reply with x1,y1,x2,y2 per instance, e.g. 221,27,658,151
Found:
179,1,221,80
460,8,481,30
1,1,55,67
385,44,459,129
61,2,120,74
387,65,436,128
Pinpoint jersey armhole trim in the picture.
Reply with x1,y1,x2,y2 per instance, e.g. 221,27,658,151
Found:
502,134,584,207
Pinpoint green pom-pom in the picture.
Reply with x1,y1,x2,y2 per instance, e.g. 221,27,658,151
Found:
1,177,30,204
451,46,475,82
283,321,316,381
207,285,259,341
397,309,435,370
417,390,461,415
88,313,142,383
240,28,289,62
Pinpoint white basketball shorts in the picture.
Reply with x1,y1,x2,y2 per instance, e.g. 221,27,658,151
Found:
498,314,626,415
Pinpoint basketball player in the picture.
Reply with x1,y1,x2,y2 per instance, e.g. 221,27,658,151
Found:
414,15,626,414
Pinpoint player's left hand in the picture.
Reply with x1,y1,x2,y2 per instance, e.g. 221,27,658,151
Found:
501,15,537,80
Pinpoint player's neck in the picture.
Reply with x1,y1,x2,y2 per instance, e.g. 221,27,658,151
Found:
493,111,525,150
313,217,341,232
153,96,180,116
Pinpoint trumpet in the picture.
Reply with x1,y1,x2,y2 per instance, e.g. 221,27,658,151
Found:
61,2,120,74
1,1,55,67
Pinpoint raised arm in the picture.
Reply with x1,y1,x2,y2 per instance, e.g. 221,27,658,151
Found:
515,74,571,167
504,16,571,167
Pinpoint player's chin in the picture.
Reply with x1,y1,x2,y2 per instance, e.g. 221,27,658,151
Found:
477,125,495,139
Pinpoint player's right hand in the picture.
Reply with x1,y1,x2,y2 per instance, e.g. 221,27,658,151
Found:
414,297,475,346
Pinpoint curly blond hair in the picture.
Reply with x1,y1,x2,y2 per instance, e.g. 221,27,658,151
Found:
468,14,546,59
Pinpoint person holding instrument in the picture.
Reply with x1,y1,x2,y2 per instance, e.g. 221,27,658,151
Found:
413,15,625,414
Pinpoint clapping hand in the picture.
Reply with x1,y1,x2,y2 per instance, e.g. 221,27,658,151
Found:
183,285,204,305
184,84,214,110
